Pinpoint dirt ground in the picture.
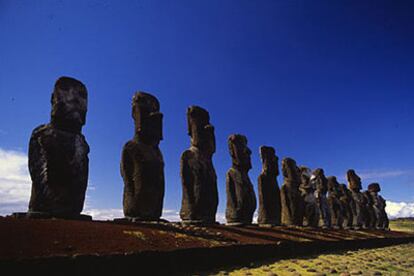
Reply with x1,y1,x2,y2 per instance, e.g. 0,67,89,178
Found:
204,242,414,276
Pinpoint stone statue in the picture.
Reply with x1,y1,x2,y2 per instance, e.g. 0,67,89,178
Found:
27,77,90,219
179,106,218,224
299,166,319,227
368,183,389,230
327,176,344,229
338,183,354,229
121,92,165,221
347,169,366,229
280,158,304,226
311,168,331,228
225,134,256,225
257,146,281,226
363,190,377,229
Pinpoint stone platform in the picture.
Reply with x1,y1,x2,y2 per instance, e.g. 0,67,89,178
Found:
0,217,413,275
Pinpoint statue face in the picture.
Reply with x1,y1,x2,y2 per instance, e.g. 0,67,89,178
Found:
282,158,300,182
132,92,163,145
229,135,251,170
51,77,87,131
260,146,278,174
204,125,216,156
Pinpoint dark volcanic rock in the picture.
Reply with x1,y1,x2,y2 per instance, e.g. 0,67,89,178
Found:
311,168,331,228
339,183,355,229
280,158,304,226
179,106,218,224
347,169,366,229
121,92,165,221
28,77,89,218
300,166,319,227
225,134,256,225
327,176,344,228
257,146,281,226
368,183,389,230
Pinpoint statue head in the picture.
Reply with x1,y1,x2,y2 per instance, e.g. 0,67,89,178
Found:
368,183,381,193
50,76,88,133
228,134,251,171
282,157,300,183
187,106,215,156
327,176,339,192
131,92,163,146
259,146,278,175
347,169,362,192
299,166,312,188
339,183,348,194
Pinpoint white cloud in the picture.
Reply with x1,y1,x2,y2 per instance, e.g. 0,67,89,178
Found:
0,148,31,215
386,201,414,219
358,169,409,181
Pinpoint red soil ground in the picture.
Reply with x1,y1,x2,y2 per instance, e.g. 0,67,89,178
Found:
1,216,412,260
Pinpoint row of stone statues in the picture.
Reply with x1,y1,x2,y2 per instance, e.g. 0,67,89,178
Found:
23,77,389,230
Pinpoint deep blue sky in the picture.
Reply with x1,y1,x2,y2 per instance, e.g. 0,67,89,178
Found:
1,0,413,213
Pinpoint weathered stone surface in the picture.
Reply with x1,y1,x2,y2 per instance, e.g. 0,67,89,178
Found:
179,106,218,224
368,183,389,230
363,190,377,229
28,77,89,218
121,92,164,221
339,183,355,229
299,166,319,227
347,169,365,229
311,168,331,228
225,134,256,225
280,158,304,226
257,146,281,226
327,176,344,228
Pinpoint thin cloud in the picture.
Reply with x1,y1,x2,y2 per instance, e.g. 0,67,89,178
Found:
358,169,410,181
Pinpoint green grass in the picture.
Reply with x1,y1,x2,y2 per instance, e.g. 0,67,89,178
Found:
389,218,414,233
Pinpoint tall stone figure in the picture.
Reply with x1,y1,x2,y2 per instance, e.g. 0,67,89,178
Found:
180,106,218,224
327,176,344,229
121,92,164,221
368,183,389,230
338,183,355,229
311,168,331,228
280,158,304,226
27,77,90,219
347,169,366,229
225,134,256,225
257,146,281,226
299,166,319,227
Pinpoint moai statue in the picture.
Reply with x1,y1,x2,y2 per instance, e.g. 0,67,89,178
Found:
180,106,218,224
299,166,319,227
363,190,377,229
257,146,281,226
311,169,331,228
225,134,256,225
368,183,389,230
121,92,165,221
347,169,366,229
327,176,344,229
26,77,90,219
280,158,304,226
338,183,355,229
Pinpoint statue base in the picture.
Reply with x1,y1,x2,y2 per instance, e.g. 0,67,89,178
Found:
11,212,92,221
114,217,169,224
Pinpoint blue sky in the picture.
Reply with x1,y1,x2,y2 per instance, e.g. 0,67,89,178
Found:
1,0,413,219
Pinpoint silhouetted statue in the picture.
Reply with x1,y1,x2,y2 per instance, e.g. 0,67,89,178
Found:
280,158,304,226
311,168,331,228
300,166,319,227
121,92,165,221
225,134,256,225
363,190,377,229
338,183,354,229
257,146,281,226
27,77,90,219
180,106,218,224
347,169,366,229
327,176,344,229
368,183,389,230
